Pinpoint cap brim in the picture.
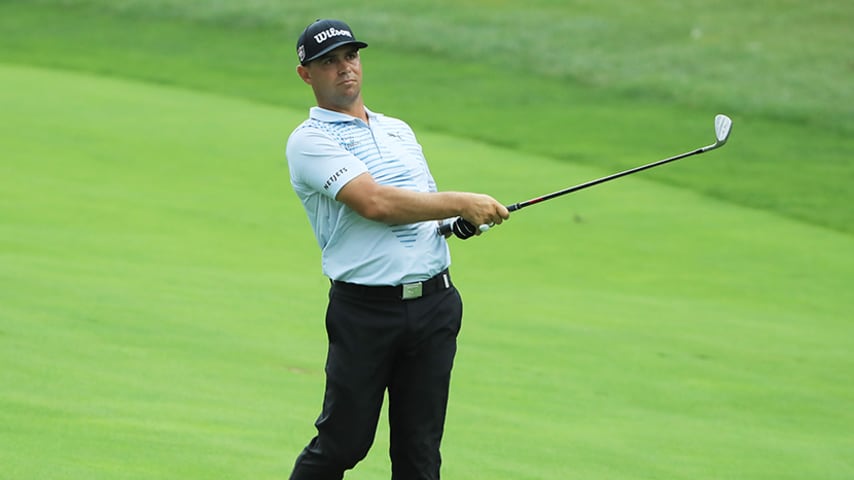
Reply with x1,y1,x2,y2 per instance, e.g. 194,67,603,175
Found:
302,40,368,64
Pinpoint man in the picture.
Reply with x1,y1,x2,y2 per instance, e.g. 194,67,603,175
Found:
285,18,509,479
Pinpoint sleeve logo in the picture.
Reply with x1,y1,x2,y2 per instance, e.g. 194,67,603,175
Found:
323,167,349,190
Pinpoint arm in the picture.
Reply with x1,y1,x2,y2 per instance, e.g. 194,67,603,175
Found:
336,172,509,227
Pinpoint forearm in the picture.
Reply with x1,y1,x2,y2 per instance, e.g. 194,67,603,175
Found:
336,173,507,227
363,185,468,224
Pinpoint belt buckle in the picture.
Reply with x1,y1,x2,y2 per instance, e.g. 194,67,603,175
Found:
401,282,423,300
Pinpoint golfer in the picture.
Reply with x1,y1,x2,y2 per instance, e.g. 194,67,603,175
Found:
285,18,508,480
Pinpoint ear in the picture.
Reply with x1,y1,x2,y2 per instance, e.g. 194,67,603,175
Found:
296,64,312,85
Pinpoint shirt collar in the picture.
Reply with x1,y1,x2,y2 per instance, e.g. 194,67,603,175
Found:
309,106,382,124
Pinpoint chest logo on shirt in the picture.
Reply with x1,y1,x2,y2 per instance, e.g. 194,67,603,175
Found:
387,131,403,140
323,167,349,190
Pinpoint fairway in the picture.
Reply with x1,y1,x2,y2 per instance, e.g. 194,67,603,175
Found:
2,0,854,478
2,60,853,480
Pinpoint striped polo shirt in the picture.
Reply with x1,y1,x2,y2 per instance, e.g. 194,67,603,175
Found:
286,106,451,285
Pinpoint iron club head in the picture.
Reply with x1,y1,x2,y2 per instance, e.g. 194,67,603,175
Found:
703,114,733,151
715,114,733,145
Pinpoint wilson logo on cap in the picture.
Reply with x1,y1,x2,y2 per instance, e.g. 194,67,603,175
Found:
313,28,354,44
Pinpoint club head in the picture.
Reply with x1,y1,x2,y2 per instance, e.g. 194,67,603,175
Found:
715,114,732,146
701,114,732,152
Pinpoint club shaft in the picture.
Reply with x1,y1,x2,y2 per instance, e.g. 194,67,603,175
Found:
508,147,705,211
437,143,715,237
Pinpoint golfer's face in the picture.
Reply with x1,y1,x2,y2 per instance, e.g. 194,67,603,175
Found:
309,46,363,107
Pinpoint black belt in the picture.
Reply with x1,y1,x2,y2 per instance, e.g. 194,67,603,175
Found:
331,269,452,300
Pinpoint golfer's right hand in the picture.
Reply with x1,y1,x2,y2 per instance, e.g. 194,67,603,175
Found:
454,194,509,239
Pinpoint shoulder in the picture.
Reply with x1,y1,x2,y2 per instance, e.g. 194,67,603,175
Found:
288,118,338,144
287,119,350,157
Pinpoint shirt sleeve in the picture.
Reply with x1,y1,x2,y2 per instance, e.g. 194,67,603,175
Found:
286,125,369,199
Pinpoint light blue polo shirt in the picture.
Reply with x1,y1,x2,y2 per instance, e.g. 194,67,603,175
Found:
286,106,451,285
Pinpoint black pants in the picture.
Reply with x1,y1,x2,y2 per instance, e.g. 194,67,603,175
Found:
289,279,463,480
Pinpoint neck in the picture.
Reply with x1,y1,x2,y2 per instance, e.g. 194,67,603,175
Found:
318,98,367,123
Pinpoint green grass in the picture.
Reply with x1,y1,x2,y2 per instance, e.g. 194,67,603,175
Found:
0,64,319,479
1,1,853,479
1,1,852,233
2,62,852,480
20,0,854,133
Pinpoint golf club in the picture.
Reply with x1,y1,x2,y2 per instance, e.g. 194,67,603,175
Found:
438,114,732,238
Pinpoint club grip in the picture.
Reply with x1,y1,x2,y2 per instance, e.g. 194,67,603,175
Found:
438,203,517,239
437,217,478,239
